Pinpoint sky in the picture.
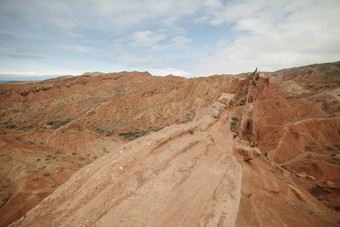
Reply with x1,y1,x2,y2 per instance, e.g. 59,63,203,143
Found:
0,0,340,80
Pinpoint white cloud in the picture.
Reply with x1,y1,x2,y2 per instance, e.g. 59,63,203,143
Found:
183,0,340,75
147,68,192,77
152,36,193,50
62,45,94,54
0,0,203,32
131,31,166,47
1,0,340,77
106,52,157,66
9,54,44,60
0,70,82,76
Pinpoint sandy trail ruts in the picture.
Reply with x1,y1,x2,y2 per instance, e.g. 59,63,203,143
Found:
11,107,242,227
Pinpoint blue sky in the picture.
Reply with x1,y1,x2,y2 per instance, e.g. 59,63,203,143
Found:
0,0,340,80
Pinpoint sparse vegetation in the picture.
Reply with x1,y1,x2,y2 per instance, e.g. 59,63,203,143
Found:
264,155,271,162
118,131,149,140
248,95,253,103
153,127,164,132
256,85,264,91
118,128,164,140
19,125,46,131
49,119,71,129
179,119,191,124
188,128,194,134
328,160,340,166
305,145,312,151
6,124,16,129
288,200,328,225
236,99,246,106
270,169,293,185
326,146,334,151
333,144,340,149
93,127,106,134
230,117,239,133
45,154,52,161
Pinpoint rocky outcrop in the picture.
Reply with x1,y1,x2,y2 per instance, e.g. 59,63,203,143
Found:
218,93,234,106
208,93,234,118
234,143,262,161
208,102,221,118
208,102,225,118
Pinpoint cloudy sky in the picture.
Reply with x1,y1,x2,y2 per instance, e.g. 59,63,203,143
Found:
0,0,340,80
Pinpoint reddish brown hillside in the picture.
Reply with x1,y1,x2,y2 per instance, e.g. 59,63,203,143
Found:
0,72,235,226
1,61,340,226
0,72,234,136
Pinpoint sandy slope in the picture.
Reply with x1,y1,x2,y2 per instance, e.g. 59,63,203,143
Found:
0,129,119,226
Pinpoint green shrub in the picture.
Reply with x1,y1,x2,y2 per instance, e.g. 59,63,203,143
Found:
119,131,148,140
264,155,271,162
188,128,194,134
305,146,312,151
47,121,54,125
19,125,46,131
6,124,16,129
236,99,246,106
50,119,71,129
230,117,239,133
333,144,340,149
326,146,334,151
93,127,106,134
232,117,239,121
117,128,164,141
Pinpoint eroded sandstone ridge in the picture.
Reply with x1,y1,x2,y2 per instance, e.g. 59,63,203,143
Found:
11,95,243,226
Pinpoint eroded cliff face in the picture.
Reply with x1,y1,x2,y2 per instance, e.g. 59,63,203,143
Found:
227,67,340,226
1,62,340,226
0,72,235,136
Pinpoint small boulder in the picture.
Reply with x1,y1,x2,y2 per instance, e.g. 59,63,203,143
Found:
218,93,234,106
235,144,262,161
208,102,225,118
296,173,307,178
326,180,335,188
306,175,315,180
